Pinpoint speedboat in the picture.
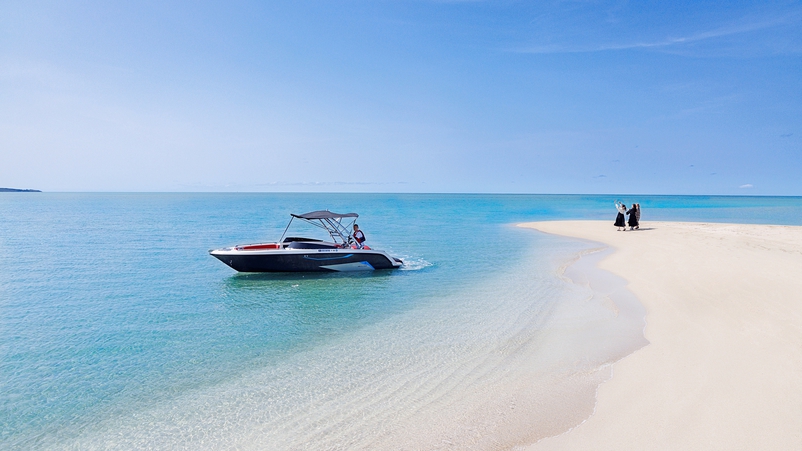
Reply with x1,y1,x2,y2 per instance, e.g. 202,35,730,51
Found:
209,210,403,272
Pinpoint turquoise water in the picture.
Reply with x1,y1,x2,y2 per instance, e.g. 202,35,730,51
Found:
2,194,801,449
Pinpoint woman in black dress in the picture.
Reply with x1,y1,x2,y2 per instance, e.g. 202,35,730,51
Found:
627,204,639,230
614,202,627,231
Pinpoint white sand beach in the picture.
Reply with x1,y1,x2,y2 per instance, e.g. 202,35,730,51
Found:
518,221,802,450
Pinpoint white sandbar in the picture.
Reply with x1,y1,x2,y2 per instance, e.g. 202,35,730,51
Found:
518,221,802,450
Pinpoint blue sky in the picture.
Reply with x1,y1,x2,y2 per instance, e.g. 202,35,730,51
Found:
2,1,800,194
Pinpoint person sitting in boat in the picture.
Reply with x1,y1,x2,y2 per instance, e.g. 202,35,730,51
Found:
352,224,367,249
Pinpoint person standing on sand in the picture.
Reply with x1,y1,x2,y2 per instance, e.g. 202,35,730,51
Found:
614,202,627,231
627,204,639,230
635,204,641,229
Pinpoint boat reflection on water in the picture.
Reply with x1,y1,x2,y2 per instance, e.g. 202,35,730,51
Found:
217,268,408,350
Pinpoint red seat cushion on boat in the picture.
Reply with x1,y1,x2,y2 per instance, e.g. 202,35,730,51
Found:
237,243,280,250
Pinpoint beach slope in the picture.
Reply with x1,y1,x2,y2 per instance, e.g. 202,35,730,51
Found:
518,221,802,450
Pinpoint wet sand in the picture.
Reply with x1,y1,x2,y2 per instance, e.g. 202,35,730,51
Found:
518,221,802,450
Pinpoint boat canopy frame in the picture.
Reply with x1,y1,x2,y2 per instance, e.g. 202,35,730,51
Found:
279,210,359,245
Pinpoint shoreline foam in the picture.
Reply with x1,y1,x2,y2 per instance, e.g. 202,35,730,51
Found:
518,221,802,450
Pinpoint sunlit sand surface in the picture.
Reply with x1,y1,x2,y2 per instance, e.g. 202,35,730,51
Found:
519,221,802,450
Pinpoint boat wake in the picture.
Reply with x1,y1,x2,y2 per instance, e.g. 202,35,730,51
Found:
398,256,433,271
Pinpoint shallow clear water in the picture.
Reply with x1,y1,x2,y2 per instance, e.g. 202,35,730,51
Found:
1,193,801,449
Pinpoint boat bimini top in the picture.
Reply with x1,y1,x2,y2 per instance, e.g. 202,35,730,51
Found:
281,210,360,247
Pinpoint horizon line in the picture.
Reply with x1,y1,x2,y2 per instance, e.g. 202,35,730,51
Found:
7,191,802,198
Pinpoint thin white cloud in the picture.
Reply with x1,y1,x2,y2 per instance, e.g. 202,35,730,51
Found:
739,184,754,189
513,12,801,54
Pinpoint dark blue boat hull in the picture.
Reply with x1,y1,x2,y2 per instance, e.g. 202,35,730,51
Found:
211,250,400,272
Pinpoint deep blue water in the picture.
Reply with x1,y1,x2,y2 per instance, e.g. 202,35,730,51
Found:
1,193,800,448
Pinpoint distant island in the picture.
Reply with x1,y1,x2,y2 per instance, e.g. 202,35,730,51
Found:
0,188,42,192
